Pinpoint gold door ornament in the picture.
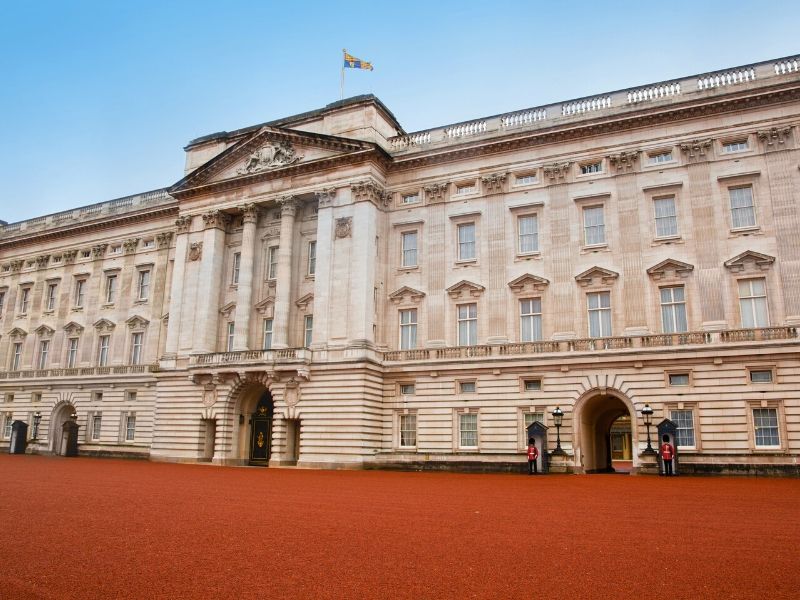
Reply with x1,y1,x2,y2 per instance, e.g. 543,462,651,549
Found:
257,431,265,448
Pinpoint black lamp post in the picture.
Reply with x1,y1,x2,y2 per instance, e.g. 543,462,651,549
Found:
641,404,656,454
70,411,78,421
32,411,42,440
551,406,564,455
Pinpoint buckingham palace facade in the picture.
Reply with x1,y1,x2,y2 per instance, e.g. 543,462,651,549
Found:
2,55,800,475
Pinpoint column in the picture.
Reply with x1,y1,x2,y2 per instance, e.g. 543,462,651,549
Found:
233,203,260,351
195,210,229,353
310,189,335,349
164,216,192,356
272,196,300,349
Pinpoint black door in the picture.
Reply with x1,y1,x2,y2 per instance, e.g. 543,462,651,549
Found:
249,393,273,466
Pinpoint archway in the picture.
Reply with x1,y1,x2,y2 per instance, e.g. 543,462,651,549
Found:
49,402,77,454
574,390,638,473
232,384,274,466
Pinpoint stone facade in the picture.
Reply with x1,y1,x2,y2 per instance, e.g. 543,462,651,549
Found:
2,55,800,474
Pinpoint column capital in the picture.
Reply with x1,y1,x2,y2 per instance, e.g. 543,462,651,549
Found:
156,231,174,249
239,203,261,224
314,188,336,208
202,210,231,230
278,195,302,217
61,249,78,264
175,215,193,234
351,180,386,206
123,238,140,255
679,139,713,162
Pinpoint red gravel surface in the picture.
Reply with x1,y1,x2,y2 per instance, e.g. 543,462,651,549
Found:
1,455,799,599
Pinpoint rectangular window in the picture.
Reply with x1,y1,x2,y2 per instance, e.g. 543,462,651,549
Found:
31,392,41,403
142,239,155,249
455,184,476,195
580,162,602,174
457,303,477,346
523,379,542,392
729,187,756,229
654,197,678,238
749,370,773,383
670,409,696,448
587,291,612,338
304,315,313,348
515,174,537,185
660,286,688,333
37,340,49,370
232,252,241,284
91,414,102,441
307,241,316,276
105,274,118,304
3,414,12,439
583,206,606,245
110,244,122,255
46,283,58,311
67,338,79,368
459,381,476,393
0,291,5,314
226,322,235,352
399,414,417,447
738,278,769,328
262,318,273,350
524,412,545,429
753,408,780,447
137,270,151,301
519,298,542,342
11,342,22,370
402,194,419,205
98,335,110,366
649,151,673,164
74,279,86,308
723,140,748,153
399,309,418,350
457,223,476,261
268,246,279,280
459,413,478,448
518,215,539,254
20,287,30,313
401,231,418,267
125,415,136,442
130,332,143,365
399,384,416,395
668,373,690,386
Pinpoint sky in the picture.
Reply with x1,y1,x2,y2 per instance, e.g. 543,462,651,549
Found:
0,0,797,224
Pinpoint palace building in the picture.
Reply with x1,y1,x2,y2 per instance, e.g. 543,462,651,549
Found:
2,55,799,475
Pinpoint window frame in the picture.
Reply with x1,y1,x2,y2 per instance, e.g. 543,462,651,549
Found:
751,406,781,449
307,240,316,276
130,331,144,365
399,308,418,350
304,314,313,348
747,366,775,384
456,222,477,262
398,411,417,449
136,268,152,301
262,318,273,350
19,285,31,314
267,246,279,280
519,297,543,342
669,408,697,450
74,277,87,308
104,273,118,304
517,214,540,255
400,230,418,268
456,302,478,346
659,285,688,333
737,277,769,328
456,410,479,450
45,282,59,312
728,185,757,231
231,251,241,285
66,337,79,369
582,205,606,247
11,342,23,371
97,335,111,366
587,291,612,338
653,195,679,239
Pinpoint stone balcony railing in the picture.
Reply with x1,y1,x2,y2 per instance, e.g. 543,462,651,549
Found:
0,364,159,380
388,55,800,151
189,348,311,368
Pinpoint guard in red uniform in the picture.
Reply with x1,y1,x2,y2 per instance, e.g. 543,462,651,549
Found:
527,438,539,475
660,435,676,476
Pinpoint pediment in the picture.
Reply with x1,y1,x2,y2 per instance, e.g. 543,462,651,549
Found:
508,273,550,293
646,259,694,281
575,266,619,287
8,327,28,339
295,293,314,309
446,280,486,299
219,302,236,318
34,324,55,338
723,250,775,273
388,286,426,304
93,318,116,332
254,296,275,315
63,321,84,335
125,315,150,329
171,126,380,195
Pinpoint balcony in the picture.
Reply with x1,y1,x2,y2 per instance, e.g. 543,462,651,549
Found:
0,364,159,380
188,348,311,368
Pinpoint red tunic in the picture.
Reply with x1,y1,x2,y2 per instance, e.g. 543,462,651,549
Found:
527,445,539,461
660,443,675,460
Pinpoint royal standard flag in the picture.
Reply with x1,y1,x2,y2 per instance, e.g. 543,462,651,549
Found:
343,51,373,71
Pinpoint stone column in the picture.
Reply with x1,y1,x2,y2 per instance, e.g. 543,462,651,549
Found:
195,211,230,353
310,189,335,349
272,196,300,349
233,204,260,351
164,216,192,356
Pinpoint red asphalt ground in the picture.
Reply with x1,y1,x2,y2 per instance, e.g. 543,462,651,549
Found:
1,455,799,600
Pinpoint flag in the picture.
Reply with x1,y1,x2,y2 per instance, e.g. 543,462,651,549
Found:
343,50,373,71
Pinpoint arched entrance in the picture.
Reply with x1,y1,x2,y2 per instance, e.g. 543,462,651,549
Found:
574,390,639,473
49,402,77,454
232,384,275,466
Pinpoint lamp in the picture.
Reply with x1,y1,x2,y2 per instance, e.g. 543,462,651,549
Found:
551,406,564,455
32,411,42,440
641,404,656,454
70,412,78,421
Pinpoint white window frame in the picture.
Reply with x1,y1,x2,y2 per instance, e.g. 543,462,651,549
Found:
517,214,539,254
307,241,316,276
401,231,418,268
669,409,696,449
648,151,673,164
137,269,151,301
723,139,749,153
231,252,241,285
46,283,58,311
399,413,417,448
74,278,86,308
304,315,313,348
66,338,79,368
130,332,143,365
262,318,273,350
98,335,110,366
125,414,136,442
267,246,279,280
399,309,418,350
580,161,603,175
519,298,543,342
455,183,477,196
36,340,49,370
583,205,606,246
738,278,769,328
91,413,102,441
515,173,537,186
401,193,420,205
399,383,416,396
458,411,479,449
105,273,118,304
729,186,756,230
587,291,612,338
19,286,31,313
653,196,678,238
752,407,780,448
11,342,22,370
226,322,235,352
660,286,688,333
457,223,476,261
457,303,477,346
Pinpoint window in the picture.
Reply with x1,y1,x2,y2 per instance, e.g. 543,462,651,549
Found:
459,413,478,448
723,140,748,153
518,215,539,254
262,318,273,350
0,291,5,314
580,161,602,174
110,244,122,255
307,241,316,276
3,413,12,439
399,309,417,350
226,322,235,352
137,269,151,301
654,197,678,238
19,287,30,313
105,274,118,304
401,231,418,267
67,338,79,368
753,408,779,447
749,369,773,384
98,335,110,366
74,279,86,308
457,303,477,346
587,292,612,337
515,174,537,185
402,194,419,205
11,342,22,370
459,381,476,394
4,394,13,403
31,392,40,403
457,223,476,261
455,183,476,195
583,206,606,245
399,384,416,395
519,298,542,342
399,414,417,447
523,379,542,392
649,151,673,164
267,246,279,280
304,315,313,348
142,239,155,249
37,340,49,369
130,332,143,365
668,373,690,386
660,286,688,333
738,278,769,328
91,414,102,441
125,415,136,442
46,283,58,311
670,409,696,448
524,412,544,429
729,187,756,229
231,252,241,284
80,250,90,258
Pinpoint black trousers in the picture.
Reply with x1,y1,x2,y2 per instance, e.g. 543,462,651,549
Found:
528,459,538,474
663,458,673,476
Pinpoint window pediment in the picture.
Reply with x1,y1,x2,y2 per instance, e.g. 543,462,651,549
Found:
295,293,314,310
34,324,55,338
388,286,426,304
646,259,694,281
93,318,116,333
254,296,275,315
63,321,84,336
575,266,619,287
446,280,485,299
125,315,150,330
724,250,775,273
219,302,236,318
8,327,28,340
508,274,550,294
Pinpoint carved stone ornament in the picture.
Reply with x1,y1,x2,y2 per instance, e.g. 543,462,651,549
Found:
93,318,116,333
315,188,336,208
188,241,203,261
202,385,217,407
543,162,571,181
679,139,713,159
123,238,140,254
481,173,507,195
9,259,24,272
175,215,192,234
156,231,173,249
239,203,261,224
61,250,78,264
723,250,775,273
278,195,301,218
35,254,51,269
757,126,793,148
351,180,385,206
575,266,620,287
91,244,108,259
237,141,303,175
335,217,352,239
607,150,640,171
423,182,449,203
202,210,231,230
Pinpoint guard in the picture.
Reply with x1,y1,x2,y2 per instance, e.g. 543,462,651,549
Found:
660,435,676,476
527,437,539,475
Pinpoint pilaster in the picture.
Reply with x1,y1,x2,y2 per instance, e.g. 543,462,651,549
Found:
195,211,230,353
272,196,300,348
233,204,260,350
164,216,191,356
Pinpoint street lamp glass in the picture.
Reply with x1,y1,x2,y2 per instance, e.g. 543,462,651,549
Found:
552,406,563,427
641,404,653,425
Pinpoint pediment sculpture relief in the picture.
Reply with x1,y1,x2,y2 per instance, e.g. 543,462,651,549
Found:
237,141,303,175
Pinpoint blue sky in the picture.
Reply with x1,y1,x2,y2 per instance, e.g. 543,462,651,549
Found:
0,0,797,223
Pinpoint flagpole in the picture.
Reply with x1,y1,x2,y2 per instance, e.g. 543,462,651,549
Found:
340,48,346,100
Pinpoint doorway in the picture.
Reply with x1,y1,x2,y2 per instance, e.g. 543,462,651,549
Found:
285,418,301,465
576,392,636,473
248,392,273,466
49,403,76,455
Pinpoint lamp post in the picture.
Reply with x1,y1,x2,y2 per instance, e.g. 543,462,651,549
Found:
70,412,78,421
641,404,656,455
551,406,564,455
32,412,42,440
